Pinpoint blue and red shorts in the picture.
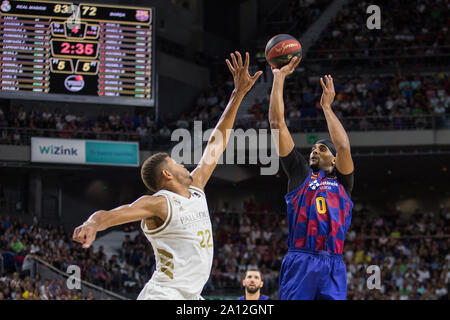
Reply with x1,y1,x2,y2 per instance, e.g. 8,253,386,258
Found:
279,248,347,300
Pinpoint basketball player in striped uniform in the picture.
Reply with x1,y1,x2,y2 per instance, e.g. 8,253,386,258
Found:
269,57,354,300
72,51,262,300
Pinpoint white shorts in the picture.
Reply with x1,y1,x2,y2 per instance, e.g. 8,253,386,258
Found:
137,281,203,300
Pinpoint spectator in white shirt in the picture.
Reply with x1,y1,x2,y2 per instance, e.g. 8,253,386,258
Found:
65,110,76,123
416,263,431,283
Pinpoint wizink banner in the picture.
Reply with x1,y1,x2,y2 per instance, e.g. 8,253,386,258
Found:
31,138,139,167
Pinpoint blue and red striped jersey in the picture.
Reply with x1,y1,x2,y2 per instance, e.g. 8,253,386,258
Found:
285,169,353,254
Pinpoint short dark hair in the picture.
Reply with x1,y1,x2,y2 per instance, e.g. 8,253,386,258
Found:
141,152,169,194
243,269,262,280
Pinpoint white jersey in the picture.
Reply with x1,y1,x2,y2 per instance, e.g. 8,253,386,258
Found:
138,186,213,299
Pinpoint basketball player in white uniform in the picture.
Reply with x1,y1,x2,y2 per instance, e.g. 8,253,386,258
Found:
72,51,262,300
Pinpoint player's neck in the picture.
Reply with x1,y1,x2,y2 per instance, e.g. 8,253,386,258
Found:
313,167,334,176
245,291,260,300
166,183,191,199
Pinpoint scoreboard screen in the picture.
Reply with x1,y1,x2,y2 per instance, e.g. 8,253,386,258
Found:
0,0,155,106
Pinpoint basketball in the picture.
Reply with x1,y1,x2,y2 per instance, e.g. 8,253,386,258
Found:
265,34,302,69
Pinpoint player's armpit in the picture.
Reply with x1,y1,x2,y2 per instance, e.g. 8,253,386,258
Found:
335,169,354,198
280,148,310,193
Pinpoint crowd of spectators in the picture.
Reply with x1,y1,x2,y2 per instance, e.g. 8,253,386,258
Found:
237,72,449,132
283,0,332,38
0,105,177,148
0,215,155,299
0,271,98,300
308,0,449,67
257,0,331,43
1,71,449,150
1,200,449,299
1,0,449,149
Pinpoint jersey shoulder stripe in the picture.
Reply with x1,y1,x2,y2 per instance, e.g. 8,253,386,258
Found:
189,185,206,197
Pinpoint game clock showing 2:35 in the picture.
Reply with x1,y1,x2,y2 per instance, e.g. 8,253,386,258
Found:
51,40,98,59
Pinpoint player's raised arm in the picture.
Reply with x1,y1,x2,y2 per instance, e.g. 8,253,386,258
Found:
191,51,262,189
268,57,300,156
72,195,167,248
319,75,354,174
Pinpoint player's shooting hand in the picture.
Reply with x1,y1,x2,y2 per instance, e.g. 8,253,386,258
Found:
72,221,98,249
320,75,335,109
271,56,300,78
226,51,262,95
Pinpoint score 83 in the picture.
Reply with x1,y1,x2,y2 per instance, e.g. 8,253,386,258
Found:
53,4,71,14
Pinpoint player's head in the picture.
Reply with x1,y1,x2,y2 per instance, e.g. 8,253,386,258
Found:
242,269,264,294
141,152,192,194
309,139,336,172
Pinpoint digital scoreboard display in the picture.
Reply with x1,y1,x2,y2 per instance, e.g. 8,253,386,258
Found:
0,0,154,106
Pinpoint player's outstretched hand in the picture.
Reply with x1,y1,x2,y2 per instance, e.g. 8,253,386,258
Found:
320,74,335,109
226,51,262,95
271,56,300,78
72,221,98,249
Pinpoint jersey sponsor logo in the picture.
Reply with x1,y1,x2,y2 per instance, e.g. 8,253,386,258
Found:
180,211,209,225
309,179,320,190
318,180,339,191
309,179,339,191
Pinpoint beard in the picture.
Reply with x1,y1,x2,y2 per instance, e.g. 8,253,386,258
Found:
246,286,259,294
310,162,320,172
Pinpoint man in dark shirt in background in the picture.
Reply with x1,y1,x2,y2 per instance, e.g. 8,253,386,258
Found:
237,269,269,300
